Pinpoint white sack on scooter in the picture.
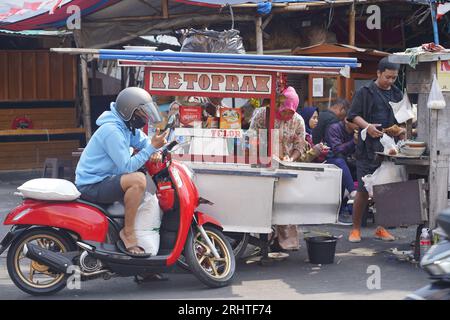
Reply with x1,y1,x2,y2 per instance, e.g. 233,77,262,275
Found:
135,192,163,256
17,178,81,201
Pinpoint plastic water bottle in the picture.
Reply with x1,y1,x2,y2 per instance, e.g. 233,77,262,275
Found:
420,228,431,259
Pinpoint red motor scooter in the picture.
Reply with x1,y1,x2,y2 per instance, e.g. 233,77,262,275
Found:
0,140,235,296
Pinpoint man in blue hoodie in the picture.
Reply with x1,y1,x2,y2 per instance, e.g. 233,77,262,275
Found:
75,87,168,256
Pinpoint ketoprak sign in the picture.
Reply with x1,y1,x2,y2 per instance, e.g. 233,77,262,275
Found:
145,70,273,97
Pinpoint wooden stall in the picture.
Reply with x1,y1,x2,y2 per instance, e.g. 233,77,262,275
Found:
0,50,84,171
389,53,450,229
291,43,388,109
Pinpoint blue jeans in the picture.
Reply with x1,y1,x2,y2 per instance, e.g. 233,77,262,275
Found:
326,157,356,213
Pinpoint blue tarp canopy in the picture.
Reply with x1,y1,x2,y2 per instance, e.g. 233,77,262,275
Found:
98,49,359,69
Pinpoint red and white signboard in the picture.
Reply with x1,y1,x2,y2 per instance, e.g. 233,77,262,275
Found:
145,70,273,97
174,128,243,139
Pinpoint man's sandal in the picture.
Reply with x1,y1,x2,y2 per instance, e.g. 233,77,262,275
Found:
116,240,151,258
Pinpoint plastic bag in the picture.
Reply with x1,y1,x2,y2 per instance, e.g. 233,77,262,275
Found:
389,91,414,123
362,162,407,197
380,133,398,156
135,192,163,256
181,29,246,54
427,74,446,109
18,178,80,201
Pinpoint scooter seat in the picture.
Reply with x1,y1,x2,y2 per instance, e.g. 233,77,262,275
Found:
105,202,125,218
76,199,125,218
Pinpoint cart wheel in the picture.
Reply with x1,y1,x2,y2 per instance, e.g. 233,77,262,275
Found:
184,225,235,288
224,232,249,259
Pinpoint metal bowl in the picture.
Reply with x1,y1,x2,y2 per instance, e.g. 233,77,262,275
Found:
399,146,426,157
405,140,426,148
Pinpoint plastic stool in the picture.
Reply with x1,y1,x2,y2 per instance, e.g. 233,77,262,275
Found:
42,158,73,180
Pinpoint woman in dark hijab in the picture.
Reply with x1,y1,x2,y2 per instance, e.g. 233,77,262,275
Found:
299,106,329,162
300,106,319,137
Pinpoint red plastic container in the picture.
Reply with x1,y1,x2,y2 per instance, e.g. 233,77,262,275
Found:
157,181,175,212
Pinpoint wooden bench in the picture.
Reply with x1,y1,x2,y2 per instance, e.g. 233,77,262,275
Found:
0,128,85,171
0,100,77,130
0,98,86,171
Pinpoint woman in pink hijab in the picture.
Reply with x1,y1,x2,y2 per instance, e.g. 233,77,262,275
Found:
276,86,298,121
250,86,306,162
249,87,306,251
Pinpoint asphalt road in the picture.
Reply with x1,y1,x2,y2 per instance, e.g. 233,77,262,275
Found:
0,178,429,300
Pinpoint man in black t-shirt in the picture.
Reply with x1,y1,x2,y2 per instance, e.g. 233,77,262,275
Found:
346,57,405,243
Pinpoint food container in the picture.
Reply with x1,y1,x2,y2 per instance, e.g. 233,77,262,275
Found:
404,140,426,148
399,145,426,157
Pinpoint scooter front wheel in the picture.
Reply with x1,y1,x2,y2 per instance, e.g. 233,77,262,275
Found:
184,225,235,288
177,232,249,271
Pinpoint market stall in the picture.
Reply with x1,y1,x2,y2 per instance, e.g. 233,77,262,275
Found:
388,52,450,225
53,48,358,259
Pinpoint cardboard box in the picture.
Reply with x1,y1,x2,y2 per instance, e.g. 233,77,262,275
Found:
179,106,202,127
220,108,242,129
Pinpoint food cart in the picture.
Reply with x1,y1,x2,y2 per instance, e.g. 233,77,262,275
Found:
54,48,359,260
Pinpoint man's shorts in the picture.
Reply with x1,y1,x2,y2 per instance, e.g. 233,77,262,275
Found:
78,175,125,204
356,159,381,193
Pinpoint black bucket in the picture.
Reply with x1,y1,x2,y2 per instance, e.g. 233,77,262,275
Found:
305,236,338,264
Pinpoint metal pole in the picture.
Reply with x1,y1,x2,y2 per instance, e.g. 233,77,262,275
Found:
429,0,440,45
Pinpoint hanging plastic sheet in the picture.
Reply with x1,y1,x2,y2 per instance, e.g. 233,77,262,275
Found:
181,29,246,54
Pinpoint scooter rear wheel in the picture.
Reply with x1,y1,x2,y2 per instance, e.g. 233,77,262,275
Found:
6,228,76,296
184,225,235,288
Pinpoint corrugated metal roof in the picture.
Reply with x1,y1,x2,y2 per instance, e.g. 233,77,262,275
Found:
1,0,415,32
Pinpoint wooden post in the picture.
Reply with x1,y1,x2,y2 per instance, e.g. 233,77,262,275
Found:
349,2,356,46
161,0,169,19
255,16,263,55
74,30,92,142
80,54,92,141
428,109,449,229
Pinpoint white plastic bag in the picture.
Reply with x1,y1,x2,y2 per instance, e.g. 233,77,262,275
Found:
17,178,81,201
135,192,162,256
362,162,407,197
427,74,446,109
389,91,415,123
380,133,398,155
